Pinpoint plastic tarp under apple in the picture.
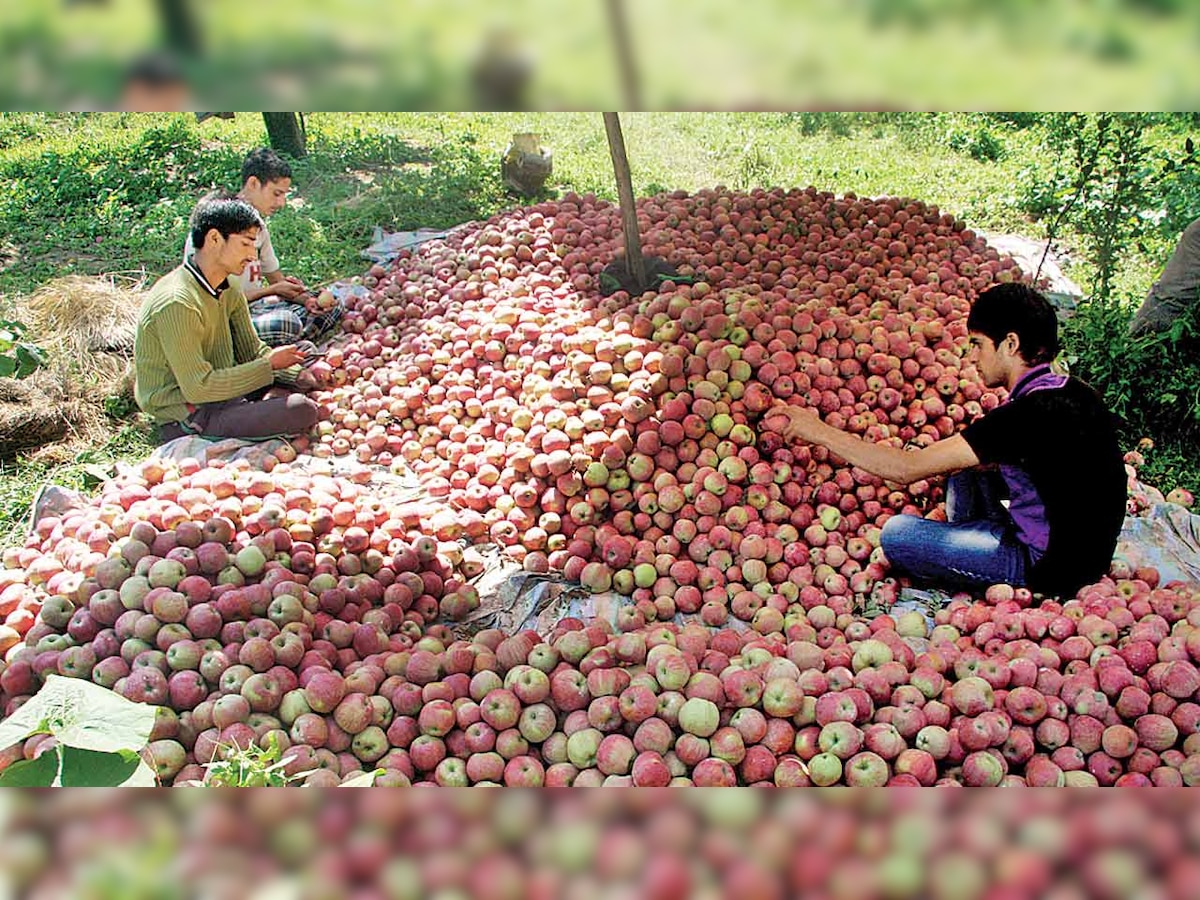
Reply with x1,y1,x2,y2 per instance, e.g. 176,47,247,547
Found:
153,436,293,469
463,500,1200,640
456,547,628,637
1113,502,1200,587
360,227,455,266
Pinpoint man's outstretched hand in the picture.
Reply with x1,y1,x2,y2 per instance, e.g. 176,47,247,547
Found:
269,344,307,369
766,401,823,444
271,276,308,301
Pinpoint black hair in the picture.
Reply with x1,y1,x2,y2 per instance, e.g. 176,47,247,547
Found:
241,148,292,187
966,283,1060,365
123,53,186,88
189,192,262,250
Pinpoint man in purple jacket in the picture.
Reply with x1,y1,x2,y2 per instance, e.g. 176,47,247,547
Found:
771,284,1127,599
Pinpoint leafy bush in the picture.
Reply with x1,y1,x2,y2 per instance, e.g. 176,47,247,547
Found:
1019,113,1200,492
946,123,1006,162
1064,295,1200,495
198,732,309,787
0,118,244,296
1020,115,1197,298
197,734,380,786
985,113,1042,130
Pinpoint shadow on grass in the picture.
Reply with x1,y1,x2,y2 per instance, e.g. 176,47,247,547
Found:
271,131,516,285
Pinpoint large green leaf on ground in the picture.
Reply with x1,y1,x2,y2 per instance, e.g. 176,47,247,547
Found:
59,747,157,787
0,752,58,786
0,675,158,754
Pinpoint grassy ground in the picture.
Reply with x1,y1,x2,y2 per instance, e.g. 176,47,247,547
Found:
0,112,1192,543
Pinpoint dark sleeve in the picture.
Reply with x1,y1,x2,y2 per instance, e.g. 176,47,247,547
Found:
960,399,1040,466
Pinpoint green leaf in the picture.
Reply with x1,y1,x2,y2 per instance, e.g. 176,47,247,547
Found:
0,356,16,378
0,751,58,787
14,343,45,377
58,746,152,786
0,676,159,755
80,464,116,487
598,271,621,293
336,768,382,788
123,757,159,786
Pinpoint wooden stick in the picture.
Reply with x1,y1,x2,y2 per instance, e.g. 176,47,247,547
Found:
604,0,641,110
602,112,647,290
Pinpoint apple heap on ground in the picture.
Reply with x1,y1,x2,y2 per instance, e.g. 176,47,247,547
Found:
3,505,1199,786
0,186,1197,785
304,189,1020,617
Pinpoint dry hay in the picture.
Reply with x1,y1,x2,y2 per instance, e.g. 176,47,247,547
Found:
0,362,100,460
0,397,95,461
0,362,112,463
18,272,144,382
0,273,143,460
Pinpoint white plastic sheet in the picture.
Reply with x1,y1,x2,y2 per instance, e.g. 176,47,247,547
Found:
360,227,454,266
978,231,1085,317
152,435,291,468
1114,501,1200,586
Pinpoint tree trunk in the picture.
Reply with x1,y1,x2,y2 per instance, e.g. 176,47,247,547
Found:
262,113,307,158
602,112,646,290
155,0,203,56
604,0,641,109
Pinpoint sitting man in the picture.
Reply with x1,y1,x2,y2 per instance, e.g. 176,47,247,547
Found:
770,283,1127,599
137,194,320,442
184,147,344,346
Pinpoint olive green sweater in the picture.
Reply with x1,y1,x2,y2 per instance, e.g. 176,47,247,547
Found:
134,262,275,424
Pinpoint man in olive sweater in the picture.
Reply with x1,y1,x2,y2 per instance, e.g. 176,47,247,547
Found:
135,195,319,442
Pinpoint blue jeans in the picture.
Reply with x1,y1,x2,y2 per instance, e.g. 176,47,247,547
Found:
880,470,1031,589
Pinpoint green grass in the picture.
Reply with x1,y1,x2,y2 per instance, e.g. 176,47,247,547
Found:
0,112,1196,537
0,424,158,548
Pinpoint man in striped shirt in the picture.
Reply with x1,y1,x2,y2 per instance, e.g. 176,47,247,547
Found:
136,195,319,442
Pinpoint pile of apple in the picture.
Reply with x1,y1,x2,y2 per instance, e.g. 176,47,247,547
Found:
0,488,484,785
301,187,1025,623
0,448,492,655
1,183,1198,786
3,484,1199,786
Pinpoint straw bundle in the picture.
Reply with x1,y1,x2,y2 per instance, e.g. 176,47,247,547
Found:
17,272,144,384
0,273,144,460
0,399,94,460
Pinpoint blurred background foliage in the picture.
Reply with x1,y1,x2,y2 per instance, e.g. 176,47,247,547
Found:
1,1,1199,110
